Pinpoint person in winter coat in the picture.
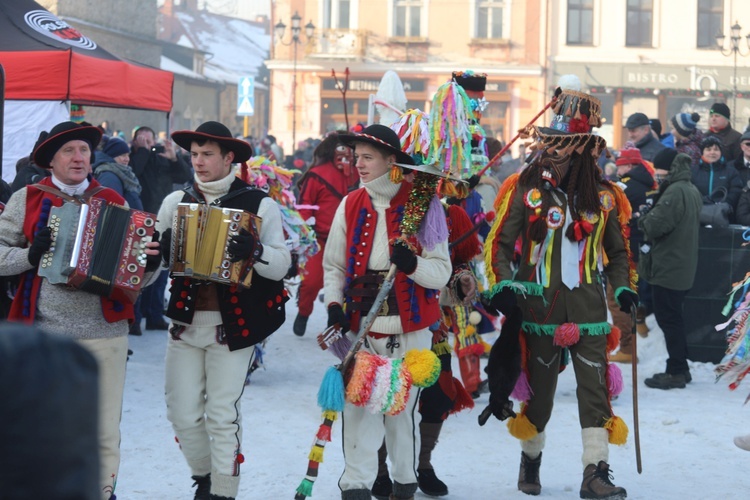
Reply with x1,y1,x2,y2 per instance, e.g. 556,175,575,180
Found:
0,121,162,499
705,102,743,163
670,112,704,166
638,149,702,389
625,112,665,161
608,143,656,363
292,132,354,336
729,130,750,187
690,136,744,218
94,136,146,335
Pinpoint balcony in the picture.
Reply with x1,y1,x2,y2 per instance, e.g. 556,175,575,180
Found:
308,28,367,60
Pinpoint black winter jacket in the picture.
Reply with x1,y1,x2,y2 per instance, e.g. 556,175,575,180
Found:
618,164,655,261
690,159,744,215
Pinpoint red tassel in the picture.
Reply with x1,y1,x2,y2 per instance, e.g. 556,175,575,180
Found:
607,326,621,354
449,376,476,414
316,423,333,442
448,204,480,264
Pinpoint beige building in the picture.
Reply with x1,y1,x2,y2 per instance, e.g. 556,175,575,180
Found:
267,0,548,154
549,0,750,149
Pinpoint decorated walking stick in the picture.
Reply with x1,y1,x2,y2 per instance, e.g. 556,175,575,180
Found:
631,308,642,473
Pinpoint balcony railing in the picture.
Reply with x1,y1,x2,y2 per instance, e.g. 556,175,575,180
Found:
308,28,367,59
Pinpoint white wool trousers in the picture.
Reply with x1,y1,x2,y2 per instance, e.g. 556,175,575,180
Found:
165,325,253,498
76,335,129,500
338,328,431,493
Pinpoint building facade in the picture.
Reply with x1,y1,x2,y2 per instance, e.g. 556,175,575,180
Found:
550,0,750,149
267,0,548,155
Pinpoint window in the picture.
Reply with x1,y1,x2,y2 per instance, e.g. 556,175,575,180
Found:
567,0,593,45
394,0,422,37
476,0,506,39
322,0,351,29
626,0,653,47
697,0,723,48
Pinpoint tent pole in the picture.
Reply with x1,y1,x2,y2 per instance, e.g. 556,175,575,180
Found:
0,64,5,181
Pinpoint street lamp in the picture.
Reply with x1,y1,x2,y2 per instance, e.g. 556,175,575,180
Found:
274,12,315,154
715,21,750,128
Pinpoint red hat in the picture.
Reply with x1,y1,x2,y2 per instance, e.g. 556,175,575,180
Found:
616,143,643,167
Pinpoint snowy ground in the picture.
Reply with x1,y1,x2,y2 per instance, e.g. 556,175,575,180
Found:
118,288,749,499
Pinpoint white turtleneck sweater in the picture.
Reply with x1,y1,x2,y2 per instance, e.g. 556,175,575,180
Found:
323,172,451,334
156,167,291,327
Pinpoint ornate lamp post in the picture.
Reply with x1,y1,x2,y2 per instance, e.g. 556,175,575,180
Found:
716,21,750,128
274,12,315,153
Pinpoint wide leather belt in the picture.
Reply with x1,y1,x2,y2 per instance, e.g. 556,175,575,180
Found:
346,270,399,316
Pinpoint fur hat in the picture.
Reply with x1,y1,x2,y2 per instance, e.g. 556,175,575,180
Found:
33,121,102,168
710,102,731,120
172,121,253,163
340,124,415,166
671,112,701,137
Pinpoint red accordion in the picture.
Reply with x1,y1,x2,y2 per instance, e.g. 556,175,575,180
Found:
39,197,157,302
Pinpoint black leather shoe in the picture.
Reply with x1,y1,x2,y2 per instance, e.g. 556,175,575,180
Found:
293,314,308,337
129,323,142,336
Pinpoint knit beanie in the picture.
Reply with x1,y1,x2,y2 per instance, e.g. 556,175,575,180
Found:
616,142,643,166
103,137,131,158
671,112,700,137
653,147,678,171
701,135,724,153
710,102,731,120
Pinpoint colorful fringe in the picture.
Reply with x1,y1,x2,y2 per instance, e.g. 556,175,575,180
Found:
715,272,750,399
427,81,473,179
522,321,611,337
294,410,338,500
238,156,319,270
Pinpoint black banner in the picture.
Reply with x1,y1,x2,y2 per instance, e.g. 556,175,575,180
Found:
684,225,750,363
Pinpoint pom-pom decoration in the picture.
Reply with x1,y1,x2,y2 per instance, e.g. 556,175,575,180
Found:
604,415,629,445
553,322,580,347
403,348,441,388
606,363,624,397
507,410,539,441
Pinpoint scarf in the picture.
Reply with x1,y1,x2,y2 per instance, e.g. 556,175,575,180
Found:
95,162,142,194
195,166,237,204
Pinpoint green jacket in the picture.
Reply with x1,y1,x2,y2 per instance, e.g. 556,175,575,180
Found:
484,174,635,336
637,153,702,291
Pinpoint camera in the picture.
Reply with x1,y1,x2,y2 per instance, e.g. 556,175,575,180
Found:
151,144,165,154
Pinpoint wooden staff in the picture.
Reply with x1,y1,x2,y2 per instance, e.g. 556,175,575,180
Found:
331,68,351,131
631,309,642,474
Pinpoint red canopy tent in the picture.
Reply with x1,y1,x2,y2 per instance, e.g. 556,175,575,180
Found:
0,0,174,181
0,0,173,110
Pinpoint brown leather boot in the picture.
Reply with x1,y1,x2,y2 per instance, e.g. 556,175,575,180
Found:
580,461,627,499
517,451,542,495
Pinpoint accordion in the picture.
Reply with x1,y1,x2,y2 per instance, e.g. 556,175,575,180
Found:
170,203,262,288
38,197,157,302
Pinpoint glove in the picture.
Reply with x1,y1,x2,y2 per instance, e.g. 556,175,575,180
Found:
28,226,52,267
618,289,639,314
483,287,517,317
390,242,417,274
489,394,516,421
144,230,162,273
227,228,262,263
327,303,350,331
467,174,481,190
160,228,172,265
